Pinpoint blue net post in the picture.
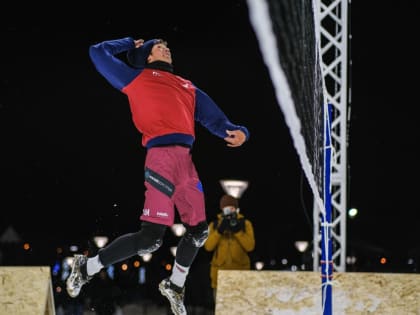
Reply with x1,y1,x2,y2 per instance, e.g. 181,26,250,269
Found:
321,103,333,315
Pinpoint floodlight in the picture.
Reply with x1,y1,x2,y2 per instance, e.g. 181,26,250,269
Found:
219,179,249,198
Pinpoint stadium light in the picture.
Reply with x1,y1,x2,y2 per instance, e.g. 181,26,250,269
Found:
254,261,264,270
170,246,177,257
63,256,74,269
171,224,186,237
93,236,109,248
348,208,358,218
141,253,152,262
219,179,249,199
294,241,309,253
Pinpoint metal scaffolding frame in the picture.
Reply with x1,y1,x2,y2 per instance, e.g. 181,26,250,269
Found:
314,0,350,273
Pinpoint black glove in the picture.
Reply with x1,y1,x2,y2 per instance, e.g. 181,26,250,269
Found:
230,218,245,233
217,218,230,234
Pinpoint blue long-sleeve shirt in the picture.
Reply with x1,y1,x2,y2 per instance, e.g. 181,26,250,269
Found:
89,37,249,148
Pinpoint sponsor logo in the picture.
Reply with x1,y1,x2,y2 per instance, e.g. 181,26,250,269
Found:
156,211,169,217
146,173,174,195
152,71,161,77
143,208,150,216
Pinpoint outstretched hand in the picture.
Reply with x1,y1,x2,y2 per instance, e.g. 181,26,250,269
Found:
224,130,246,147
134,39,144,48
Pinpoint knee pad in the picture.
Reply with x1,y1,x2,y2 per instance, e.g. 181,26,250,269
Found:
136,221,166,256
184,221,209,248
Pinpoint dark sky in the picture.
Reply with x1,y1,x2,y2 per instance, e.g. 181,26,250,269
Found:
1,2,419,269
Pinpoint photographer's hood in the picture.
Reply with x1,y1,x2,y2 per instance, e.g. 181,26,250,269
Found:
219,194,239,210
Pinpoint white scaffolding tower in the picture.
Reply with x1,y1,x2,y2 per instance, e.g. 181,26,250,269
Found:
313,0,350,272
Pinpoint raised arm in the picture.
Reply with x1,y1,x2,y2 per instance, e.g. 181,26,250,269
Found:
89,37,140,90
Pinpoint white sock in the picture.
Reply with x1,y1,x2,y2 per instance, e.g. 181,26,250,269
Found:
86,255,103,276
170,261,190,288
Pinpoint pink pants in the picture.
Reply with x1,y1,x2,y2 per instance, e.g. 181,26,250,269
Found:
140,145,206,227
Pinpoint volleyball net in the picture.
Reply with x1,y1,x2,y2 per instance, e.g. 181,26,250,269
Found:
247,0,334,313
247,0,326,215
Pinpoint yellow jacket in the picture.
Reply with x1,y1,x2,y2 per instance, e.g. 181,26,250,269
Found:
204,212,255,289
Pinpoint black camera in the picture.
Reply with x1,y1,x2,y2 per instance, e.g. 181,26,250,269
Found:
224,212,238,227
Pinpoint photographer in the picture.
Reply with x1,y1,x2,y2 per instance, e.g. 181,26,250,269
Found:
204,194,255,302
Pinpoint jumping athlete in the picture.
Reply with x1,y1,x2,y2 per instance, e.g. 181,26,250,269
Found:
66,37,249,315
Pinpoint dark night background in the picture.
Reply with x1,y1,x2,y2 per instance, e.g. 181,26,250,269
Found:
1,0,419,277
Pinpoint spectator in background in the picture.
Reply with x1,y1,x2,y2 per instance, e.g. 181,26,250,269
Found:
204,194,255,301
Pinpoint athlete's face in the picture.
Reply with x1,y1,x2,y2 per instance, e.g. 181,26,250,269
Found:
148,43,172,64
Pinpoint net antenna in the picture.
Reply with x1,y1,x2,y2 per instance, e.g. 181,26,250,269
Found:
247,0,349,314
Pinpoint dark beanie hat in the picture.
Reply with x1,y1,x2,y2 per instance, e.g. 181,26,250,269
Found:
127,39,157,68
219,194,239,209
